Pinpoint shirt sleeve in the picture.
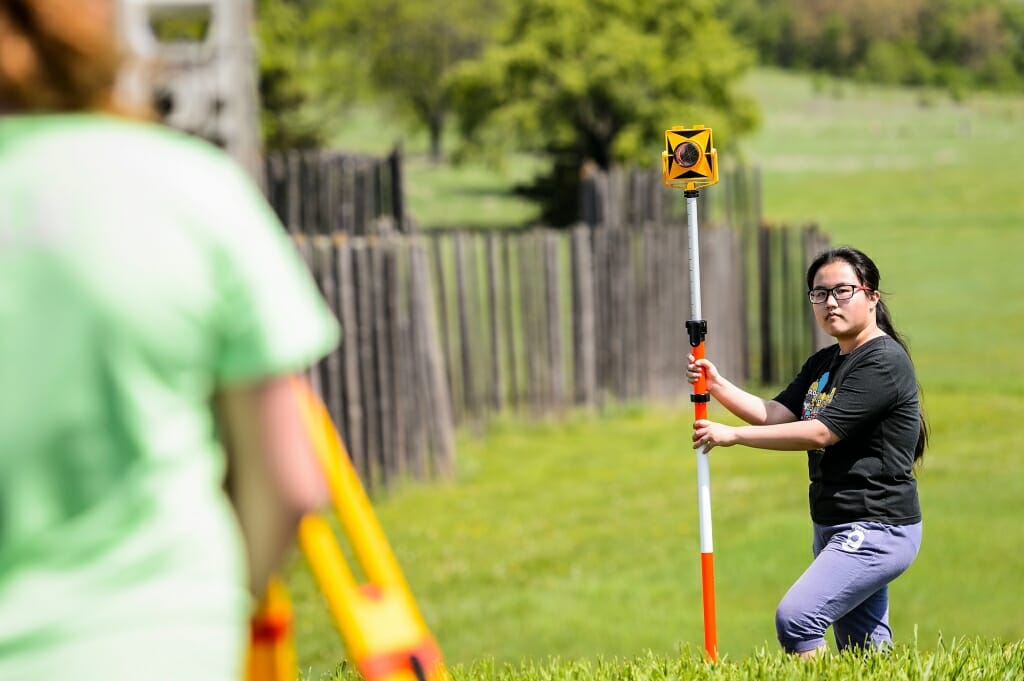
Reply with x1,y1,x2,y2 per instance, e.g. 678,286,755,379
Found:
206,160,340,383
814,350,895,441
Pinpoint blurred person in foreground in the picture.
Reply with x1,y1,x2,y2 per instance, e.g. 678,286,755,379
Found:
0,1,339,678
687,247,926,656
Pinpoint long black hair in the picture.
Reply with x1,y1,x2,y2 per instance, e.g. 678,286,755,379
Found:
807,247,928,463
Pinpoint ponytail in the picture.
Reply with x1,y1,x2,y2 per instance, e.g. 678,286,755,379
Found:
875,298,928,463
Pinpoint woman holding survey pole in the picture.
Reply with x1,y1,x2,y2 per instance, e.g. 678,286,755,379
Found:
686,246,926,656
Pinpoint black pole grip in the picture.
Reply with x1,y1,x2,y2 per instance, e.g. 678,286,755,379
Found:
686,320,707,348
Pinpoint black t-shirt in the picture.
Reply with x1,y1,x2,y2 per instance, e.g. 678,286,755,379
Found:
773,335,922,525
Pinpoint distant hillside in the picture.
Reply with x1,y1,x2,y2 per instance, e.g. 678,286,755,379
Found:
720,0,1024,96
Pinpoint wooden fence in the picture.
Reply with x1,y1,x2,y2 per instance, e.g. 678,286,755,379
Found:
424,225,747,419
578,164,832,385
296,221,829,489
266,147,406,236
579,164,762,234
297,234,454,493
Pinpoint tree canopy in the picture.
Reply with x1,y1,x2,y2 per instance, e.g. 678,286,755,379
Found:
309,0,503,160
445,0,758,223
449,0,758,168
256,0,323,150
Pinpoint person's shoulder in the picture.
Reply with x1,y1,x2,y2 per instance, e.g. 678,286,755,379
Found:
16,114,242,187
83,115,241,178
74,116,266,220
30,115,275,242
868,335,911,359
857,335,915,372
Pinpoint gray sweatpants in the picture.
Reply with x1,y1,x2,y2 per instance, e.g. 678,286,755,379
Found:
775,520,923,653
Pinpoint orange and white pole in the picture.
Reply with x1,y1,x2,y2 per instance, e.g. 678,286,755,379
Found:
684,190,717,662
661,125,720,661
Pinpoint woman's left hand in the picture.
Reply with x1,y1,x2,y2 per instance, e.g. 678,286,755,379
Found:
692,419,737,451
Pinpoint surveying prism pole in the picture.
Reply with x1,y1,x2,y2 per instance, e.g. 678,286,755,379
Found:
661,125,720,661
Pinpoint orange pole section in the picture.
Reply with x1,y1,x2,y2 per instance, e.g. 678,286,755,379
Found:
692,340,708,422
700,551,718,661
691,337,718,661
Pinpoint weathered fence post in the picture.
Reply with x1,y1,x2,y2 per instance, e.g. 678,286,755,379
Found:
543,231,565,409
453,231,476,416
335,237,365,480
315,236,344,442
501,232,519,409
758,223,774,385
352,239,381,490
485,233,504,412
802,225,832,352
571,225,597,406
429,235,455,418
409,239,455,477
372,239,395,486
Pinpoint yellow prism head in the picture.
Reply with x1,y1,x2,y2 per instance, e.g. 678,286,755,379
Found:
661,125,719,192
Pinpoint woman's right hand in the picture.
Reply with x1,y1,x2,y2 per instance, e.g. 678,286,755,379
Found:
686,354,721,392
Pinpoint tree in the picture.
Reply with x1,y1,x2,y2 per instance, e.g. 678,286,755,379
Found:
313,0,503,161
448,0,759,224
256,1,316,150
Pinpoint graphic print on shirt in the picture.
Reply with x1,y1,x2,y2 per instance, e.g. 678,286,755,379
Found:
801,370,836,421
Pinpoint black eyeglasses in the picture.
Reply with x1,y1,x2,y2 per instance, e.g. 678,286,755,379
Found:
807,284,873,304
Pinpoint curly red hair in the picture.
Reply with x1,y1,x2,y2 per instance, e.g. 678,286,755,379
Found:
0,0,122,112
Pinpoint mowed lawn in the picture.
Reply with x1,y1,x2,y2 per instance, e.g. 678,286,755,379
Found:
290,70,1024,677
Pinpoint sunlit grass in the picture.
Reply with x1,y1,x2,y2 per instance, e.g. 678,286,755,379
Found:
290,388,1024,679
328,105,544,229
318,637,1024,681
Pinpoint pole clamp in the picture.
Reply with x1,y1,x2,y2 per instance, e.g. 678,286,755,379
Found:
684,189,700,198
686,320,707,348
691,393,710,403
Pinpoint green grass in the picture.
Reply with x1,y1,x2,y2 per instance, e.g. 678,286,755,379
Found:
291,397,1024,678
328,105,544,229
402,154,545,230
292,70,1024,678
325,638,1024,681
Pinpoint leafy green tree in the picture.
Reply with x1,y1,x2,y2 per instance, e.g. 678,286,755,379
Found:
255,0,324,150
312,0,503,161
447,0,758,224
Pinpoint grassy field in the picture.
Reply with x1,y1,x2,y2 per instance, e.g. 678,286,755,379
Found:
291,70,1024,678
741,70,1024,396
322,638,1024,681
327,105,543,229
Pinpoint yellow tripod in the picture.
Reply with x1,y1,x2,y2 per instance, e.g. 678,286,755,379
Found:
247,384,447,681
